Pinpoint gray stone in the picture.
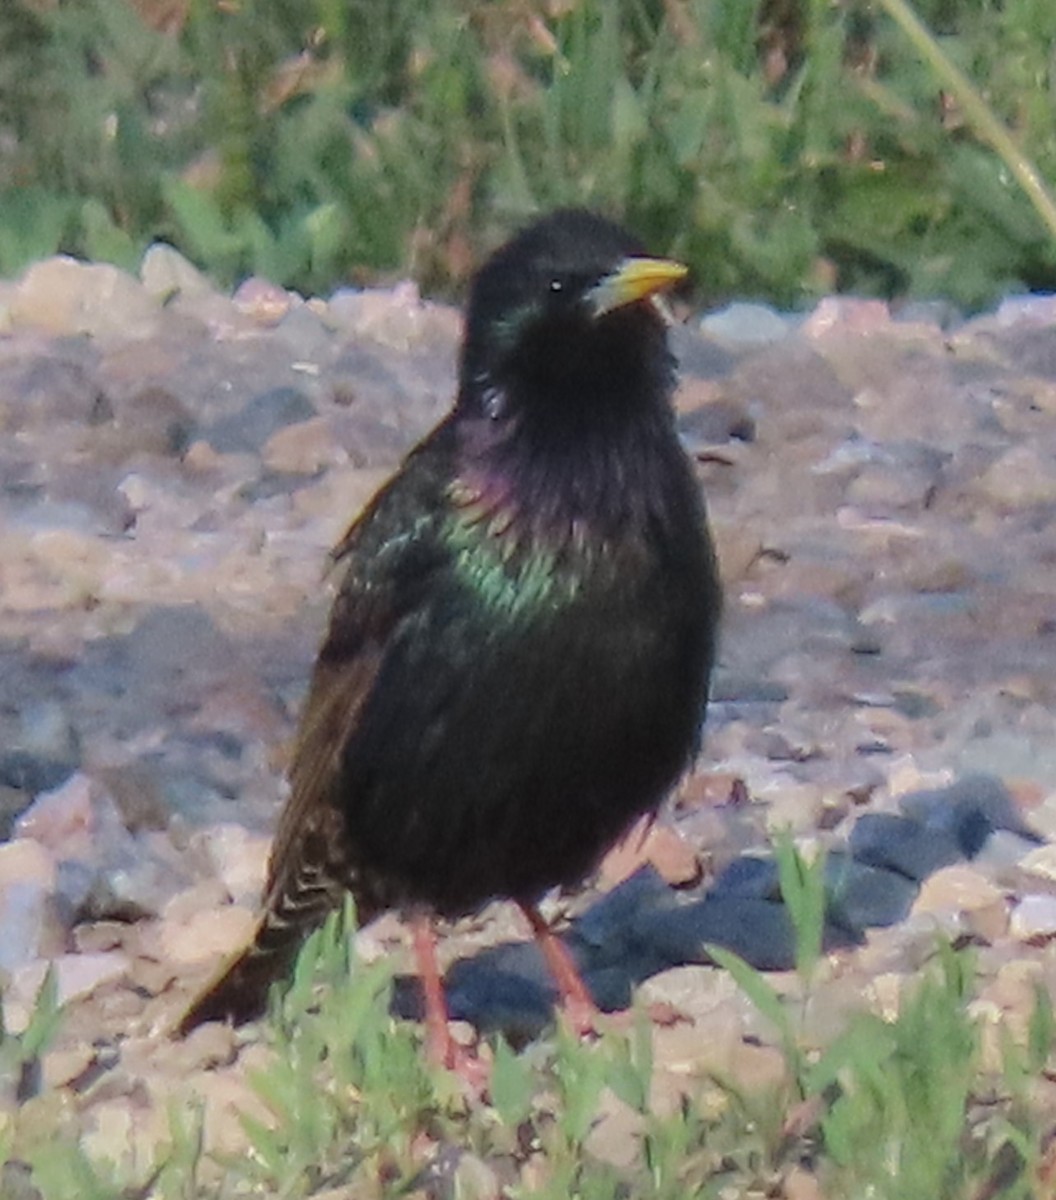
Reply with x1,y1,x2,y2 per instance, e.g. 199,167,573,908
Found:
701,301,796,348
205,386,316,454
140,243,214,303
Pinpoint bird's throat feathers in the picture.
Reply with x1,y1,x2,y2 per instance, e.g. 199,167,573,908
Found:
443,398,692,617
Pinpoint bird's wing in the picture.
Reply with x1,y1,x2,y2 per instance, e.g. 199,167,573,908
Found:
264,423,457,907
174,427,456,1034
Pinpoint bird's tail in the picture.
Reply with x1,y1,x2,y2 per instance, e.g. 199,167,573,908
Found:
173,883,380,1037
173,906,316,1036
174,651,383,1037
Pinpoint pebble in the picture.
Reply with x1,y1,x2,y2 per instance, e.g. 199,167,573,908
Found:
975,444,1056,508
913,864,1005,916
196,823,270,905
11,257,163,341
1010,894,1056,941
157,903,256,965
3,952,130,1034
204,385,316,454
140,243,215,303
700,302,795,348
802,295,890,337
1018,842,1056,884
598,819,701,888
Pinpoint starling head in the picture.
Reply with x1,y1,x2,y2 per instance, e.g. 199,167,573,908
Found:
458,210,688,421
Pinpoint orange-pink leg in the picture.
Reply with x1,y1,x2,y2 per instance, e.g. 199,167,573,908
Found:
518,902,599,1036
410,916,488,1093
410,916,452,1067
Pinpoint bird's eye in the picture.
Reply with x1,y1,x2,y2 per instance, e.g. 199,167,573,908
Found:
548,278,563,293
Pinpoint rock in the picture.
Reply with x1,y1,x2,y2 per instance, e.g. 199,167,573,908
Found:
273,303,332,360
0,785,30,841
678,398,756,447
0,871,63,973
15,772,98,858
157,903,256,965
892,298,962,329
643,896,799,971
1018,843,1056,884
106,386,197,459
41,1043,96,1090
849,813,961,880
599,819,700,888
446,1150,503,1200
0,751,76,798
16,700,81,767
16,772,190,920
232,276,293,325
825,854,920,935
205,386,316,454
913,864,1004,917
899,774,1041,856
700,301,795,348
975,445,1056,508
1010,894,1056,941
0,701,81,801
583,1091,644,1171
803,296,891,337
11,257,162,341
91,763,172,833
179,1021,238,1070
325,281,430,349
3,952,130,1033
262,416,347,475
0,1162,40,1200
140,243,214,302
196,823,270,905
990,293,1056,329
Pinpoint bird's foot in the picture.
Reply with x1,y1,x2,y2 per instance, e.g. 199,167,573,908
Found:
518,901,603,1041
557,994,603,1041
423,1020,490,1098
412,915,490,1098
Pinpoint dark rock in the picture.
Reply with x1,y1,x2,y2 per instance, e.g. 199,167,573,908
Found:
849,813,961,880
238,470,317,502
823,851,920,934
0,751,76,797
644,897,799,971
711,855,779,899
205,386,315,454
0,352,107,432
899,773,1042,857
0,784,30,841
113,386,196,458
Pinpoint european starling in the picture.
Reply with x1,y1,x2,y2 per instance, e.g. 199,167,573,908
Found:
176,210,722,1064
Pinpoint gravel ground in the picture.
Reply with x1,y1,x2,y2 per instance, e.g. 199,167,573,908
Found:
1,247,1055,1168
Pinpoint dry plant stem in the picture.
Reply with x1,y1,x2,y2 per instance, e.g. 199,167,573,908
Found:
877,0,1056,243
519,901,599,1036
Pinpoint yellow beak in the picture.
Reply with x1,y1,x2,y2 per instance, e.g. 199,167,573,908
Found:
588,256,689,317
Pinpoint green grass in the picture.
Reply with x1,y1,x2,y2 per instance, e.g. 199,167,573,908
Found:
2,0,1056,309
2,866,1053,1198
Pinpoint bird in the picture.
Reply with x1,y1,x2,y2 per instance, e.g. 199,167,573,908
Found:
175,209,722,1070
